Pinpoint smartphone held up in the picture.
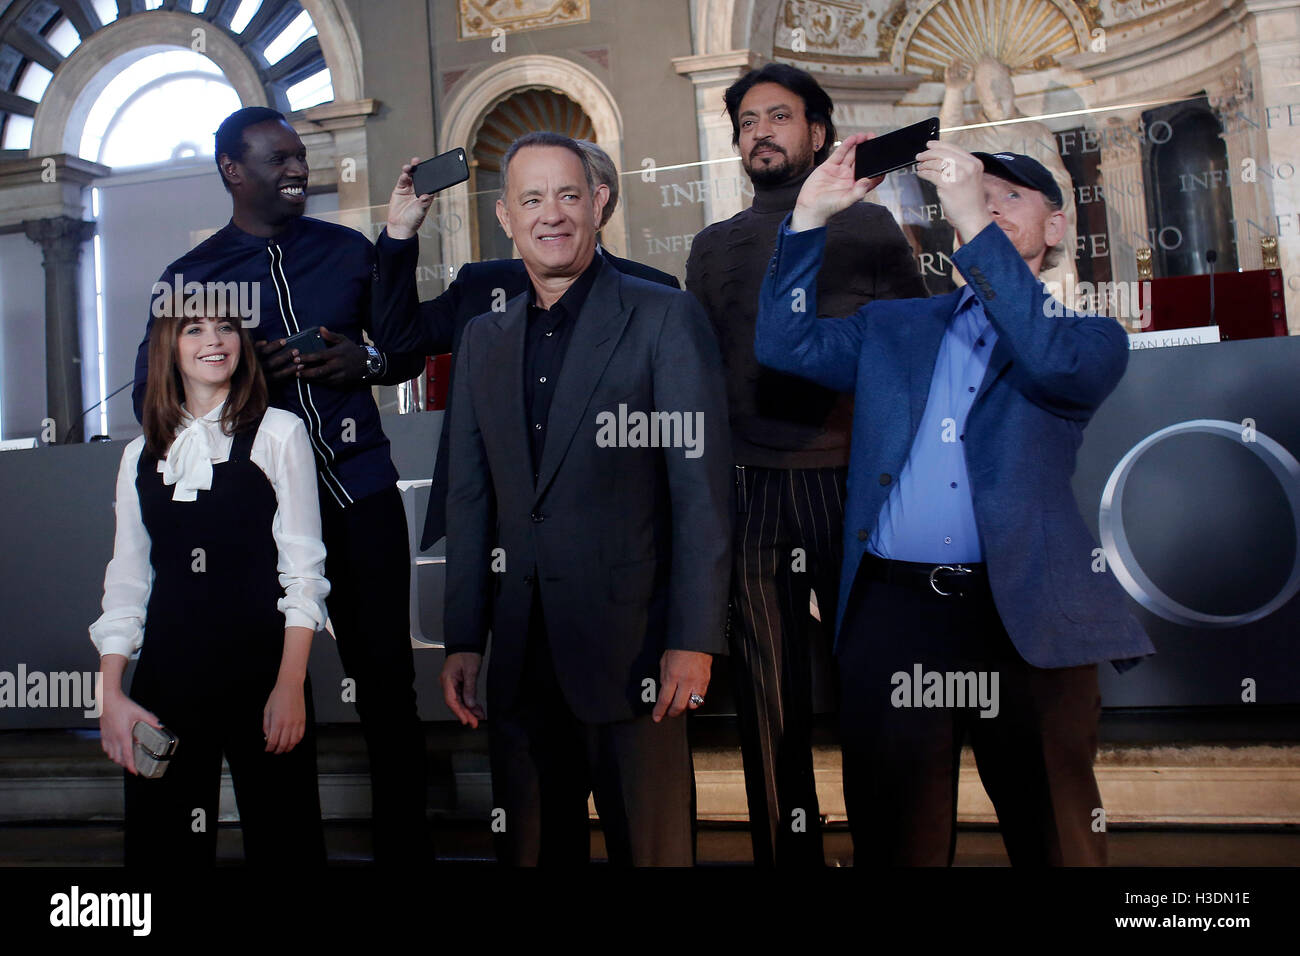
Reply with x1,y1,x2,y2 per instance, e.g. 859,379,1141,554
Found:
854,117,940,180
411,148,470,197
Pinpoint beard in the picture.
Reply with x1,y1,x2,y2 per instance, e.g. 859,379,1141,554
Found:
743,139,815,188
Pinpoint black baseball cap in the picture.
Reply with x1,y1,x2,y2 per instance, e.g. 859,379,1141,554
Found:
972,151,1063,207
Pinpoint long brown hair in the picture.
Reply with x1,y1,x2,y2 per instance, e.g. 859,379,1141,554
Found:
142,312,268,459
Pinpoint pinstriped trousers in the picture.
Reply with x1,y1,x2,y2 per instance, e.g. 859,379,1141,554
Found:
727,464,846,866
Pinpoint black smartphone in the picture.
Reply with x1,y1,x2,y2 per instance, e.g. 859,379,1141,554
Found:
412,147,469,197
854,117,940,179
283,327,327,354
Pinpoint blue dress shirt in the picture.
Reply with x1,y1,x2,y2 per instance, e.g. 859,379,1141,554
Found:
868,285,998,563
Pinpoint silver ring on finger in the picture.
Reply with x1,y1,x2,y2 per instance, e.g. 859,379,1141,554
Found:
689,693,705,707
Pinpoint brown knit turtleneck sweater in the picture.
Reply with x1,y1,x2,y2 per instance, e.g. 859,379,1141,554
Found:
686,171,928,469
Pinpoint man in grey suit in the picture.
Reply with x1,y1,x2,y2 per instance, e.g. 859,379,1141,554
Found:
438,132,732,865
370,140,678,554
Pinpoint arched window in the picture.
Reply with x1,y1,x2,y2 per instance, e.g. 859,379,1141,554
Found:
1142,95,1239,277
79,50,241,168
0,1,334,153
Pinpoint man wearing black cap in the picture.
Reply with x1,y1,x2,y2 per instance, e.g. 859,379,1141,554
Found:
755,139,1153,865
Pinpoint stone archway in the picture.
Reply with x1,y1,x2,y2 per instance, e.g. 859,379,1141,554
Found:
671,0,780,225
299,0,365,102
471,89,597,262
689,0,783,58
440,54,628,262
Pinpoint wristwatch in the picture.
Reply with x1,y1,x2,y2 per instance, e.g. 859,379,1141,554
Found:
361,345,385,381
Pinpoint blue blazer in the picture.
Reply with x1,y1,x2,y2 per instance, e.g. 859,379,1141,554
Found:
756,219,1154,670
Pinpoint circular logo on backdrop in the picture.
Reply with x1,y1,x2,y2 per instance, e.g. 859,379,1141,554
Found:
1099,419,1300,628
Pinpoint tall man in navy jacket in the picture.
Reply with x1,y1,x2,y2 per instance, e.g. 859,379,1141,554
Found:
755,138,1154,865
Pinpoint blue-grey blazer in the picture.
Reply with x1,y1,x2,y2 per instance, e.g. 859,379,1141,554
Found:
756,218,1154,670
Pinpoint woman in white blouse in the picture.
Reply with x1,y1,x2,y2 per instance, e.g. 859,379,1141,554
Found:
90,309,330,865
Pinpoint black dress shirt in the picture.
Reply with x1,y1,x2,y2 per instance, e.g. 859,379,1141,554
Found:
523,254,603,477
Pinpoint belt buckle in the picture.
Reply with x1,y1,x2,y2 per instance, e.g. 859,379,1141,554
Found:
929,564,973,597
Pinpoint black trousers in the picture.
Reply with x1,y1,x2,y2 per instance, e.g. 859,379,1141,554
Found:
837,562,1107,866
489,598,695,866
124,683,324,866
320,485,431,864
728,465,845,866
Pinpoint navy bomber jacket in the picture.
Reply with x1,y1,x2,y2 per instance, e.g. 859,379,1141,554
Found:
132,217,423,508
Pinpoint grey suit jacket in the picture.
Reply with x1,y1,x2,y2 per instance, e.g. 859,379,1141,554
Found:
443,258,733,723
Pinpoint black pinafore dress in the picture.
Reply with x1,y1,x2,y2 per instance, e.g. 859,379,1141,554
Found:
124,416,323,865
132,418,283,711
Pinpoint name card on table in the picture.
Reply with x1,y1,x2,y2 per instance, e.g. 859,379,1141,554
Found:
1128,326,1222,350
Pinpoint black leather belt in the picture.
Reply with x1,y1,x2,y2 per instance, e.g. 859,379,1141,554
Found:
859,554,989,598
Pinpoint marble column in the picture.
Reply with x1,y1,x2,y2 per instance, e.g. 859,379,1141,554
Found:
1209,67,1269,272
291,98,380,235
671,51,760,227
1097,112,1150,286
23,216,96,444
1250,19,1300,333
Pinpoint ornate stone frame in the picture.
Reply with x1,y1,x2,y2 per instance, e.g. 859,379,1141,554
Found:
890,0,1094,77
440,54,628,264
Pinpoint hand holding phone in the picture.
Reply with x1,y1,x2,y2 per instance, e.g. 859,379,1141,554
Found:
282,327,328,355
790,133,885,233
387,149,468,240
914,141,993,241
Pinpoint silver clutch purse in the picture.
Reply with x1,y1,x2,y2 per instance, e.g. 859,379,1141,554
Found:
131,721,178,779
